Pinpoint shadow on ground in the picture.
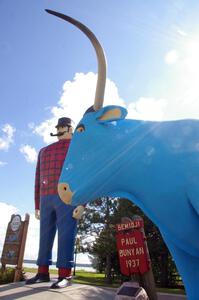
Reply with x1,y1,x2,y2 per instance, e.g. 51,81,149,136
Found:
0,281,116,300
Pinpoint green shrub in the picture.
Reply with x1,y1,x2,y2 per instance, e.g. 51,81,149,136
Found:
0,267,25,284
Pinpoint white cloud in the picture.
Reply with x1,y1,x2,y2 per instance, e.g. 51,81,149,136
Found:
0,124,15,151
76,252,93,264
34,72,125,144
24,213,40,260
33,66,199,143
177,29,187,37
28,122,35,130
20,144,37,163
165,49,179,65
0,161,7,167
0,202,19,253
127,97,167,121
162,37,199,120
32,72,181,137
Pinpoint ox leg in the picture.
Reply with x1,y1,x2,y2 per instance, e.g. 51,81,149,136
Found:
163,235,199,300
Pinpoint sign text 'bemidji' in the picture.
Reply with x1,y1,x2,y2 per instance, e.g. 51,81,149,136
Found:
116,220,144,232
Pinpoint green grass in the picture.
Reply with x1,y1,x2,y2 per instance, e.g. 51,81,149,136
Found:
24,268,119,288
25,267,58,275
73,270,117,287
24,267,185,294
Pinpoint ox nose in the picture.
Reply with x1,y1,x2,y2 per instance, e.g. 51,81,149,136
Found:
58,182,73,205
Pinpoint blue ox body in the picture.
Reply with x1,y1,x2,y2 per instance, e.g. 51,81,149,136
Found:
59,105,199,299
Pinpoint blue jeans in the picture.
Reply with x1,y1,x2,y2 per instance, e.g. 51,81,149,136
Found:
37,194,77,268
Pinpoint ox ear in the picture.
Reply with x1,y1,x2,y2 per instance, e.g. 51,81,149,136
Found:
96,105,127,123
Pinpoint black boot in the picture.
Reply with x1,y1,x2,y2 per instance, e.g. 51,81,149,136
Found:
26,273,50,284
50,276,72,289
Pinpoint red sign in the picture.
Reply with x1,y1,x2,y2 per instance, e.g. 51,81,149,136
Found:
116,229,150,276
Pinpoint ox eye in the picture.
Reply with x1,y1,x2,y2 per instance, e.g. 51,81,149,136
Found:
76,124,85,133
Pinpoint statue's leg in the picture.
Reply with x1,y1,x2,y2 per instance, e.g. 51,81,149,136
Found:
55,195,77,270
162,234,199,300
37,195,57,266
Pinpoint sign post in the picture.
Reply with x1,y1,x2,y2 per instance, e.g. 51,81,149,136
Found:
116,216,157,300
1,214,30,282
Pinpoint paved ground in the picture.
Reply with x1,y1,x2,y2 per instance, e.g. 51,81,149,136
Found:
0,274,187,300
0,281,116,300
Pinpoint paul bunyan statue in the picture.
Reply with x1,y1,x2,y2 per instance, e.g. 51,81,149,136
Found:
26,117,84,289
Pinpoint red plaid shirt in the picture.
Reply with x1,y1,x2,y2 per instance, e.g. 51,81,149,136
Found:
35,139,71,210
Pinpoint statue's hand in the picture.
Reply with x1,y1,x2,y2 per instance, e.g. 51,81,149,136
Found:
35,209,40,220
72,205,85,220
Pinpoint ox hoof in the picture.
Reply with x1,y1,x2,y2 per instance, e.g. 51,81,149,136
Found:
72,205,85,220
58,183,73,205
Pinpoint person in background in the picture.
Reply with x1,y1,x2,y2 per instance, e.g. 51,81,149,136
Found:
26,117,84,289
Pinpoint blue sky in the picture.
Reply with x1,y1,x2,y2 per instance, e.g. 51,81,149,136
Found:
1,0,199,259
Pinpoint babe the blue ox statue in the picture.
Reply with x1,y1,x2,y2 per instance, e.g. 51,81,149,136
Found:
46,10,199,299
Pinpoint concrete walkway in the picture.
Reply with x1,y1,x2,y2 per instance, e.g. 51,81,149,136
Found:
0,274,187,300
0,281,116,300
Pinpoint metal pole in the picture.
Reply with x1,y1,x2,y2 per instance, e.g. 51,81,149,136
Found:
73,237,79,276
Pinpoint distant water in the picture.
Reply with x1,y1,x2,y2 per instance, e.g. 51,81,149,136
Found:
0,249,96,272
23,260,96,272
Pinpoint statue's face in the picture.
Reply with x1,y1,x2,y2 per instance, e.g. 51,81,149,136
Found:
57,126,73,140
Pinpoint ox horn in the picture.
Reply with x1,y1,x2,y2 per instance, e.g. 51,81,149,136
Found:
45,9,106,111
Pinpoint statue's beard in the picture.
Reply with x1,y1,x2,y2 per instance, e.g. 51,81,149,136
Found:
50,131,67,137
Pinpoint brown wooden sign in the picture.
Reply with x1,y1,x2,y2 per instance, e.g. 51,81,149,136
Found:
1,214,29,281
1,215,23,265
